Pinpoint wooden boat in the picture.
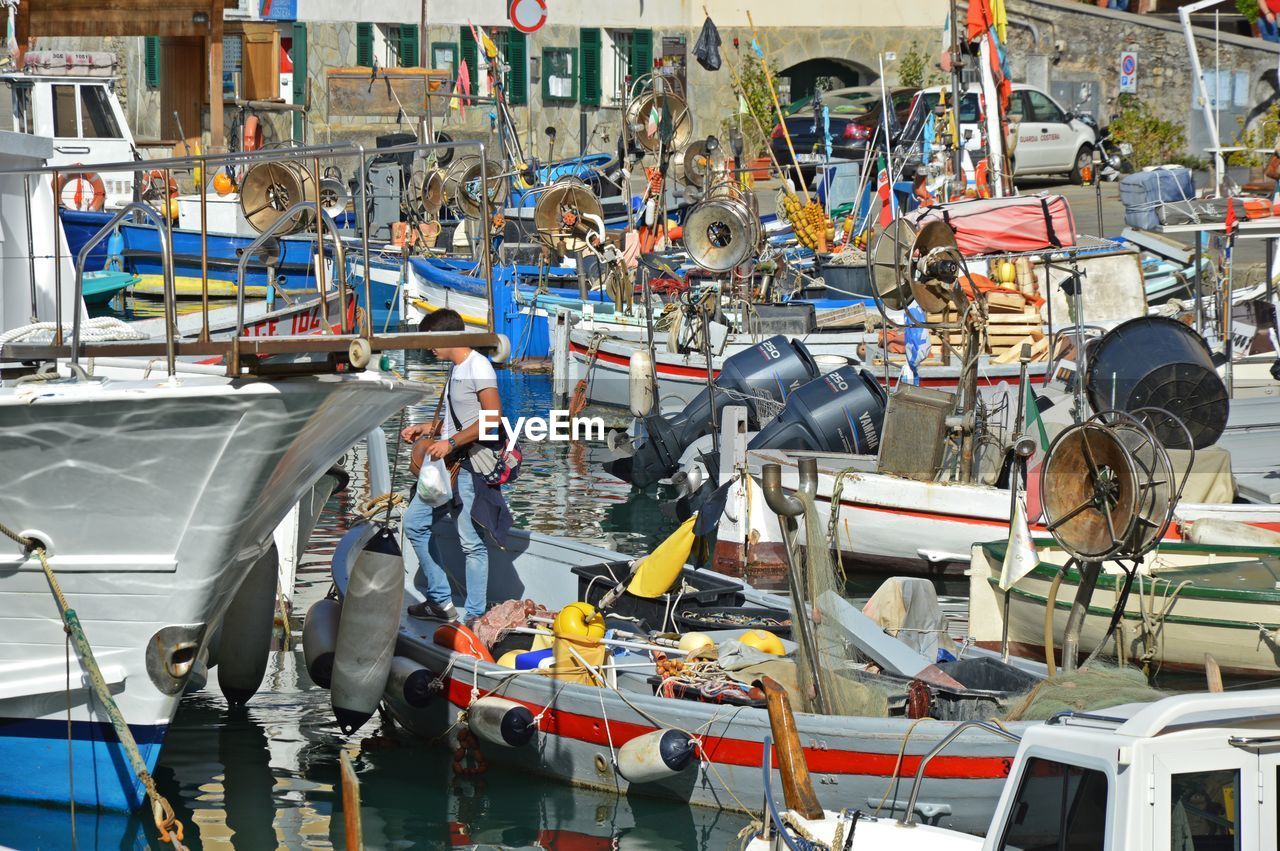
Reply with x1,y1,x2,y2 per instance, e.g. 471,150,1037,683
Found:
321,520,1041,835
969,538,1280,679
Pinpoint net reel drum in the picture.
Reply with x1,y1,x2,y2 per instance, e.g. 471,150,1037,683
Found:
867,218,968,326
683,180,761,273
625,87,693,153
239,160,318,234
531,177,606,254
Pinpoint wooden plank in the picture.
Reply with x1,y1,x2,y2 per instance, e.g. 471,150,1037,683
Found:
241,25,280,103
28,0,236,38
208,0,224,150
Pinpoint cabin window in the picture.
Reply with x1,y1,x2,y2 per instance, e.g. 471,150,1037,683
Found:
1170,768,1240,851
998,757,1108,850
51,85,78,137
79,87,122,139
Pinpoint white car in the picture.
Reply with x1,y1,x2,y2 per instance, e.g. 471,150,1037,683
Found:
904,83,1098,184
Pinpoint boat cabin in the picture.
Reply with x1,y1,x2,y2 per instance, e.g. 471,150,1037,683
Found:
0,51,137,210
980,691,1280,849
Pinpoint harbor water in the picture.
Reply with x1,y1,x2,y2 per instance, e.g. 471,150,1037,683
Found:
2,353,754,850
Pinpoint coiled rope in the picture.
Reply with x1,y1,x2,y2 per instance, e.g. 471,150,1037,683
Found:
0,317,146,345
0,520,188,848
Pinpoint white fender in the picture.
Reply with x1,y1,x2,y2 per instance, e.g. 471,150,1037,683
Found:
467,696,536,747
616,729,697,784
628,349,656,418
216,544,279,706
331,526,405,733
386,656,435,710
302,597,341,689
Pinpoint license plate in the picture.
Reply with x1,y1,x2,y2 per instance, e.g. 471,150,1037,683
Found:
796,153,824,163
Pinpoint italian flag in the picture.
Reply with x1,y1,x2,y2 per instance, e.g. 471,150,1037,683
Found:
877,154,893,227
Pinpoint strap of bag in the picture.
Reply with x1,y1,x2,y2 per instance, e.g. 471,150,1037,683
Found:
1041,197,1062,247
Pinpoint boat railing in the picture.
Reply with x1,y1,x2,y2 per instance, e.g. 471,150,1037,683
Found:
896,719,1022,827
0,138,505,379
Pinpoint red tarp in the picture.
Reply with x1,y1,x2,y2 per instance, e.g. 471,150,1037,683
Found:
906,195,1077,257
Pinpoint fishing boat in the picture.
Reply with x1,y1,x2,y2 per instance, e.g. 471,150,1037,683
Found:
0,140,503,817
319,520,1030,834
968,537,1280,679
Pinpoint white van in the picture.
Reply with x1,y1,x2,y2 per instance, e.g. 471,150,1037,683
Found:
904,83,1098,184
1,51,138,209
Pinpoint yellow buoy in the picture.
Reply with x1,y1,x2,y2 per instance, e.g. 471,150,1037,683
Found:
496,649,522,668
553,602,606,639
627,515,698,599
739,629,785,655
677,632,715,654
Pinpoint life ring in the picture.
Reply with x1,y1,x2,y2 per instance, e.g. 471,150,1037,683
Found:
141,169,179,201
242,114,263,153
55,171,106,211
433,622,494,662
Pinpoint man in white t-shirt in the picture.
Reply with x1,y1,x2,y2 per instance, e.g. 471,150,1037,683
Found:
403,309,501,624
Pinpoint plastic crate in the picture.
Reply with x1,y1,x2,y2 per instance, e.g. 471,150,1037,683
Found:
571,561,744,630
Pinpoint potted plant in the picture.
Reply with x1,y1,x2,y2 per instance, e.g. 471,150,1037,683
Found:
1238,0,1261,36
727,50,781,179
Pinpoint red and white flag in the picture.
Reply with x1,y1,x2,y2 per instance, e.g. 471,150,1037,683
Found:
876,154,893,227
455,59,471,118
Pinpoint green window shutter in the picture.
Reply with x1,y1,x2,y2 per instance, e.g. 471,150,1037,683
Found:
144,36,161,89
291,23,308,141
460,26,478,82
629,29,653,80
504,30,527,106
398,24,419,67
579,28,601,106
356,23,373,68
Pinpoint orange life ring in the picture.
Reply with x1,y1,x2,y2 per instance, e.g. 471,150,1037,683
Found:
433,622,494,662
242,114,263,153
55,171,106,212
142,169,179,200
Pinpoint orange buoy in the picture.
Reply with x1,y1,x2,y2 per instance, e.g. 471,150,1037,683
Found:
433,622,494,662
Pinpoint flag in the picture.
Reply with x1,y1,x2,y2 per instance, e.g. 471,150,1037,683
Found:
901,305,931,386
455,59,471,117
750,38,764,59
1021,372,1050,521
468,22,499,61
876,154,893,227
998,493,1039,590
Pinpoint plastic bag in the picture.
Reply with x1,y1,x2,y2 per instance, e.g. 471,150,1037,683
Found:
416,457,453,507
694,17,722,72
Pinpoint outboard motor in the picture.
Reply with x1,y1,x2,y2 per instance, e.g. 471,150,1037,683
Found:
607,336,819,488
748,365,887,455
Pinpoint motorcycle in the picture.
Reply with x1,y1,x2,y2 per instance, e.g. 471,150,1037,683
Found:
1074,111,1132,181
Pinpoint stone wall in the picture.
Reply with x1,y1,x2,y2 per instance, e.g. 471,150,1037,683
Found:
1005,0,1280,154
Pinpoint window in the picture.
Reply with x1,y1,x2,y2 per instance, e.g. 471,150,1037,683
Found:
79,86,122,138
919,91,981,124
51,85,78,137
543,48,577,103
144,36,161,89
579,28,601,106
1171,769,1240,851
432,42,458,78
356,24,418,69
1026,90,1065,124
998,758,1108,851
1007,91,1028,122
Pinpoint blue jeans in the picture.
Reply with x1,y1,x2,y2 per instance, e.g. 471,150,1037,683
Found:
404,471,488,620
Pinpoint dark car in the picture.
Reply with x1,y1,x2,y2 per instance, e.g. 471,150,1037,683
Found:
770,86,918,184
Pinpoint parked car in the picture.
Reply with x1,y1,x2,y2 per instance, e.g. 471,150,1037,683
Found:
901,83,1098,184
769,86,919,184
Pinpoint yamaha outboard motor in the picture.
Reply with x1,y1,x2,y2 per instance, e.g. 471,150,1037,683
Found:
748,365,887,455
607,336,819,488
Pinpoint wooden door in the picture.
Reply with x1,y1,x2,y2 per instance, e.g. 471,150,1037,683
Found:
160,36,204,145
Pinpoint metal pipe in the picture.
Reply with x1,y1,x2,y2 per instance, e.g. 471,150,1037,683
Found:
51,168,62,345
200,161,210,341
311,156,337,333
479,144,495,332
72,201,176,374
23,175,37,321
162,168,178,374
356,142,372,338
1179,0,1228,195
760,459,815,517
898,720,1021,827
1060,559,1101,674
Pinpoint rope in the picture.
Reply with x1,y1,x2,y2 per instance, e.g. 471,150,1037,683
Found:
0,521,188,848
356,492,405,521
0,317,146,345
873,715,933,817
567,332,603,417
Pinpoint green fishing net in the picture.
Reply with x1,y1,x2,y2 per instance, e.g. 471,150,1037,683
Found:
1005,664,1166,722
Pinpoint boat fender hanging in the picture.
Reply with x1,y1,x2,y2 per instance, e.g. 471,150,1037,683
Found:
628,350,656,418
467,696,537,747
387,656,435,709
56,170,107,211
242,114,264,153
433,622,495,662
616,729,697,784
331,527,404,734
216,544,279,706
644,197,658,228
302,597,341,688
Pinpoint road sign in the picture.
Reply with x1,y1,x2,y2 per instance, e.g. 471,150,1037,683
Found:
509,0,547,34
1119,51,1138,94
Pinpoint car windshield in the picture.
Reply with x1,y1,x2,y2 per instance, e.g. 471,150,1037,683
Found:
919,91,981,123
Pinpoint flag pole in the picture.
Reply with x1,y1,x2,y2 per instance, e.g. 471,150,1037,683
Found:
877,52,896,220
745,11,810,204
1000,344,1033,662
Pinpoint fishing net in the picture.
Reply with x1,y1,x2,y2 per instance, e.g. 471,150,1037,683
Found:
1004,664,1166,722
790,491,890,717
